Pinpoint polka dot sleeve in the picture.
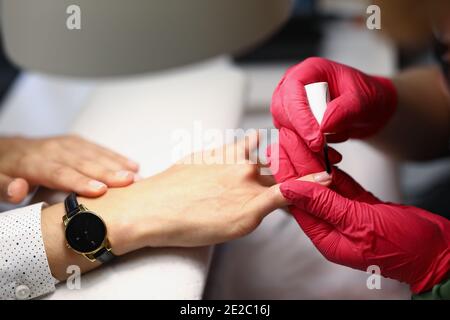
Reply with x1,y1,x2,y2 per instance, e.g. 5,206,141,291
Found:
0,203,56,300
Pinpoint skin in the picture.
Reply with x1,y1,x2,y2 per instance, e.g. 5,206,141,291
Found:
368,1,450,161
368,67,450,161
0,135,139,203
40,136,332,281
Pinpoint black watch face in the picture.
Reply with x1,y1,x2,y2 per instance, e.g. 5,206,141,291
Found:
65,212,107,254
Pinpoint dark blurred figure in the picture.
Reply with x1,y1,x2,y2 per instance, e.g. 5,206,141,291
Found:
0,40,18,105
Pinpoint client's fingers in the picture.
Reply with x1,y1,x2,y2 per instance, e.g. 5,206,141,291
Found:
89,143,140,172
40,163,107,197
234,130,260,160
59,154,135,188
257,173,276,187
76,136,140,172
248,171,333,219
298,171,333,186
209,131,260,164
0,174,29,204
244,130,260,160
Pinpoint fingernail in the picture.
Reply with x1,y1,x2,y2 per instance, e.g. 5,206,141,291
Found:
128,160,139,170
115,170,132,180
313,172,332,184
7,181,15,197
134,174,143,182
89,180,106,190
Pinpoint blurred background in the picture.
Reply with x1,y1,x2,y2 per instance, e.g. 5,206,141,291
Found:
0,0,448,299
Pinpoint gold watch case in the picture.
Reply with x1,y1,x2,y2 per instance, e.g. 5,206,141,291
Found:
63,204,112,262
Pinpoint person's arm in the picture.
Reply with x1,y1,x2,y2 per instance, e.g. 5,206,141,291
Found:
42,140,328,281
0,203,57,300
368,66,450,161
2,136,328,299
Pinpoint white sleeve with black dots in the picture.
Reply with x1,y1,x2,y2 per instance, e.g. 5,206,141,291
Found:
0,203,56,300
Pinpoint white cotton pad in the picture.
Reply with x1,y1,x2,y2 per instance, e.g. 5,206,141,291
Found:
304,82,330,126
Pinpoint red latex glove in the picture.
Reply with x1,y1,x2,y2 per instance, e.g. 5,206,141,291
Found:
271,57,398,153
270,128,450,294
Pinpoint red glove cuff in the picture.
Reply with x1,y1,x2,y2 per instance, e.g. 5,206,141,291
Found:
373,75,398,117
411,248,450,294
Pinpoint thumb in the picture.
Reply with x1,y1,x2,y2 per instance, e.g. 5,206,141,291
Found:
280,179,354,228
0,174,29,204
321,92,360,135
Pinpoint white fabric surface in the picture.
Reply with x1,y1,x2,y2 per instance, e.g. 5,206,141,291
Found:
0,57,246,299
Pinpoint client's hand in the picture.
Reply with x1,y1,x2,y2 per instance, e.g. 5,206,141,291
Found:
0,135,139,203
81,134,331,253
43,133,329,280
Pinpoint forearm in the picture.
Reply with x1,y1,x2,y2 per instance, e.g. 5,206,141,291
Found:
40,189,144,281
368,66,450,161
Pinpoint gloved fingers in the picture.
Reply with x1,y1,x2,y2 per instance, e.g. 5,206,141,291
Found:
280,179,356,229
325,132,349,144
272,58,343,152
327,146,343,165
267,138,340,245
266,142,298,183
277,128,377,203
284,57,332,84
271,80,293,130
281,80,325,152
252,170,333,218
321,92,362,136
267,136,339,185
290,206,336,244
279,128,331,176
290,206,354,267
0,174,29,204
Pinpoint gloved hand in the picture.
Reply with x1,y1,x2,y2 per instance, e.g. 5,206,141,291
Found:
270,128,450,294
271,57,398,153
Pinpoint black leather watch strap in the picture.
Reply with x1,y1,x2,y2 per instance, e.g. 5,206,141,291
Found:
93,247,116,264
64,192,80,218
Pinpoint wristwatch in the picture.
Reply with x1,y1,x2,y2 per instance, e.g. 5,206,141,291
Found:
63,192,115,263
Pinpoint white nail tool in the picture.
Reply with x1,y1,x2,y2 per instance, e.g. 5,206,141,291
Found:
304,82,332,173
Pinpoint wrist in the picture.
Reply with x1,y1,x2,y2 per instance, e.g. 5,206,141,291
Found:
411,248,450,294
79,180,168,255
79,191,142,256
